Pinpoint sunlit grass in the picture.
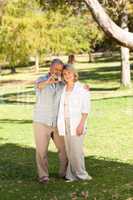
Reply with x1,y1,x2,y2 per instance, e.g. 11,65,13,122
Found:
0,55,133,200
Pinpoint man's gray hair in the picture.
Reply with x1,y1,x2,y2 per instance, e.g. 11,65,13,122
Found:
51,59,63,68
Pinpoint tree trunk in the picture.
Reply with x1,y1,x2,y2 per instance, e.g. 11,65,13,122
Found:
121,47,131,87
0,65,2,73
120,8,131,87
10,66,16,74
68,54,75,64
0,0,7,25
88,52,94,63
84,0,133,49
35,52,39,72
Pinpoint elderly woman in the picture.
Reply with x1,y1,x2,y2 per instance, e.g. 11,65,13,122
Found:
57,64,92,181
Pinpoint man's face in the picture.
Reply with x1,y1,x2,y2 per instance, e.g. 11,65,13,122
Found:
50,64,63,76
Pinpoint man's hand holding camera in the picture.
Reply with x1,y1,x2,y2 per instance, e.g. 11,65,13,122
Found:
37,74,62,90
47,74,61,84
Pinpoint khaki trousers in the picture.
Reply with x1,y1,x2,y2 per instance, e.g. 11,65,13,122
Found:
33,122,68,178
65,119,90,181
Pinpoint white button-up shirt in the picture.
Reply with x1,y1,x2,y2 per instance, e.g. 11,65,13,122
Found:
57,81,91,136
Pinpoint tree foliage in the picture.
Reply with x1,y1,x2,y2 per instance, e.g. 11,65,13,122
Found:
0,0,103,70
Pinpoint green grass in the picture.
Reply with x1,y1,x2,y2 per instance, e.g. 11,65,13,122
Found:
0,55,133,200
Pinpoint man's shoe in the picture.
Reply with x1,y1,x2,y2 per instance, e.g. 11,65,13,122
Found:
39,176,49,184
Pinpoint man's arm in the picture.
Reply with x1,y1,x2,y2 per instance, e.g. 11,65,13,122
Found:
36,79,48,90
36,74,59,90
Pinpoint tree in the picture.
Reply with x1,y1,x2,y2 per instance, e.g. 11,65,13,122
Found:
0,0,45,73
4,0,40,18
39,0,133,48
43,9,91,56
120,2,131,87
99,0,131,87
83,0,133,49
0,0,6,24
27,14,50,72
84,14,103,62
0,17,31,73
1,0,133,48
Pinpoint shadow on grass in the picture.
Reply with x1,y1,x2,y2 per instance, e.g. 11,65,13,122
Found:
0,119,32,124
0,143,132,200
93,95,133,102
79,72,132,86
79,63,133,82
90,87,119,91
1,61,49,76
0,90,35,105
78,66,121,83
0,80,27,85
0,100,35,105
77,56,121,64
77,54,133,64
78,64,133,82
0,90,34,98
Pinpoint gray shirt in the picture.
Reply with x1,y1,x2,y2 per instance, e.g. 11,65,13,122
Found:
33,74,65,127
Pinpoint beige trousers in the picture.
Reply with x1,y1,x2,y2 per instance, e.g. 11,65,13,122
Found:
33,122,68,178
65,119,90,181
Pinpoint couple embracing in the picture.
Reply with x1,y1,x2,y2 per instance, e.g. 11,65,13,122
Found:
33,58,92,183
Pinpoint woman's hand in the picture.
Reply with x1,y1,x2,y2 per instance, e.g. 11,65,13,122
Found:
83,84,90,91
76,122,84,136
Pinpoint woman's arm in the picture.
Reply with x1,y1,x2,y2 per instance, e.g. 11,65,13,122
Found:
76,113,88,136
76,89,91,136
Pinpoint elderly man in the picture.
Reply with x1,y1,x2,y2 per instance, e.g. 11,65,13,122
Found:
33,59,68,184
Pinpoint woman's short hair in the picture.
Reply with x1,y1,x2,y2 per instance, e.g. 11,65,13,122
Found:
63,64,79,81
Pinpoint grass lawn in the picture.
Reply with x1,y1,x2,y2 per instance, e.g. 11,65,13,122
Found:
0,55,133,200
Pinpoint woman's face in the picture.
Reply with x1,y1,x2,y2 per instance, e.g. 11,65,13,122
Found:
63,69,75,83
